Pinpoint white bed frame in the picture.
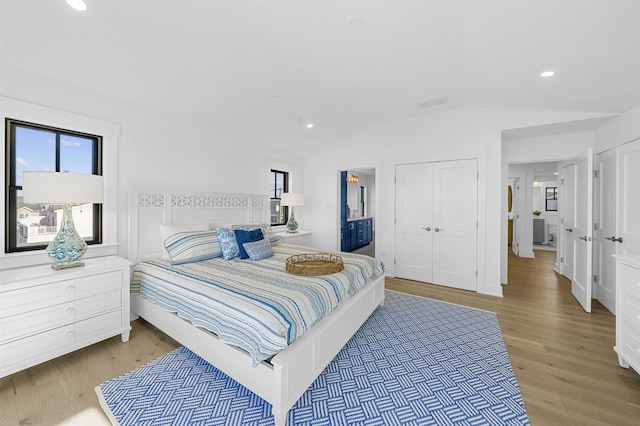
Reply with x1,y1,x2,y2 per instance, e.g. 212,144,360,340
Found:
127,189,385,425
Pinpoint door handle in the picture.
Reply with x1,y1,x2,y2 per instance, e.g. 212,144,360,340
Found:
605,236,624,243
434,228,444,232
565,228,573,232
579,236,588,241
420,227,431,231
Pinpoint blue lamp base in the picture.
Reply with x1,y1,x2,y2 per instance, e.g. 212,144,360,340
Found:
46,204,88,270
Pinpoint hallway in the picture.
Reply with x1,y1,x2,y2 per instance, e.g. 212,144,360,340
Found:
386,250,640,425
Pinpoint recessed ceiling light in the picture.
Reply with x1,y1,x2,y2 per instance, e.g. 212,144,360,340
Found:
540,71,555,77
66,0,87,11
306,123,314,129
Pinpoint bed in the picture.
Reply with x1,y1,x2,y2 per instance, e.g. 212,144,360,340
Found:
127,189,386,426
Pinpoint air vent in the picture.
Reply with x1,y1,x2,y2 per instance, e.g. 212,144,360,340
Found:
417,97,448,109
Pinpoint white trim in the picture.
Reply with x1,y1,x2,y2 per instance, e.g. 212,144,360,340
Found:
0,96,120,270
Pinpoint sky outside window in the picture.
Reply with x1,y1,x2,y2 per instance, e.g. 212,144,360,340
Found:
14,126,56,186
14,126,94,187
7,120,102,252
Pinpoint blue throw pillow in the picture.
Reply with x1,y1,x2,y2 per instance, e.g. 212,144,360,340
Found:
234,228,264,259
232,224,280,245
243,238,274,261
216,228,239,260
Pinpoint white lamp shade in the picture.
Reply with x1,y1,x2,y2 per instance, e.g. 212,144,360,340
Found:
280,192,304,207
22,172,104,204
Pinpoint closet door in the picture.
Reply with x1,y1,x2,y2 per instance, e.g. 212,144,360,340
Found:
395,159,477,291
619,138,640,257
432,159,478,291
395,163,433,282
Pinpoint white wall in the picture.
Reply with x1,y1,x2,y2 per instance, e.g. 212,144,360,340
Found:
0,64,303,264
500,104,640,284
303,107,611,297
3,62,629,297
595,104,640,153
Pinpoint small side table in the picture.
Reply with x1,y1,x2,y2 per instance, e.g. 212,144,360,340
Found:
276,230,313,247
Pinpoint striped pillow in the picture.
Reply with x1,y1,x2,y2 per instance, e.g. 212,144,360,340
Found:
164,231,222,265
243,238,274,261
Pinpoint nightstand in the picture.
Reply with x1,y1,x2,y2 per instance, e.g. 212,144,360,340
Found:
276,230,313,247
0,256,131,378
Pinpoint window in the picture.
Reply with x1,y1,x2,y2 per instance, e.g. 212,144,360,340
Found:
5,119,103,253
545,186,558,211
269,169,289,226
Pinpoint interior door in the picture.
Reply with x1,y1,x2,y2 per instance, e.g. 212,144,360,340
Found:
619,138,640,257
395,163,433,282
432,159,478,291
511,178,519,256
594,148,617,314
560,163,575,280
571,148,594,313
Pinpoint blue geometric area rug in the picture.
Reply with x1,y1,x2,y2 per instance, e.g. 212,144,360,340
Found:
96,291,530,425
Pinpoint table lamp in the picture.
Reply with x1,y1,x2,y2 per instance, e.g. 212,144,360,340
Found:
22,171,104,270
280,192,304,233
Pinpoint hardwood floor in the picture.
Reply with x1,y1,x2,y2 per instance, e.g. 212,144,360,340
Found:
387,250,640,425
1,250,639,425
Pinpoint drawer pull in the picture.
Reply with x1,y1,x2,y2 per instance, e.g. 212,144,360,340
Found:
66,285,75,293
66,308,74,316
65,331,75,339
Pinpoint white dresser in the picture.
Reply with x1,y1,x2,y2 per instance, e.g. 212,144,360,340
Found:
614,254,640,374
0,256,131,378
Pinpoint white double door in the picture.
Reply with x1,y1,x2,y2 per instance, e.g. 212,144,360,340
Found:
594,138,640,314
395,159,478,291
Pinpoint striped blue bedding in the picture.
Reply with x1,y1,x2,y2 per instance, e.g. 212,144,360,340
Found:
131,244,385,366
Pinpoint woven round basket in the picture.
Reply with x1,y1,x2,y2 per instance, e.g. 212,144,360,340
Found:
285,253,344,276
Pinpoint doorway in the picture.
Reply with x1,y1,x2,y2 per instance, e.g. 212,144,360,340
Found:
339,168,376,257
507,162,559,260
507,151,596,313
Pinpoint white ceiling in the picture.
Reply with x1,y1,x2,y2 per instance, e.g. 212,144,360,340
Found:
1,0,639,148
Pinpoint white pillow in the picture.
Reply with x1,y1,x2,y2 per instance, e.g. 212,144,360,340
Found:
158,223,209,260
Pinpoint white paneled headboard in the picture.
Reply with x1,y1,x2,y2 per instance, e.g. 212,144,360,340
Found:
127,189,269,263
